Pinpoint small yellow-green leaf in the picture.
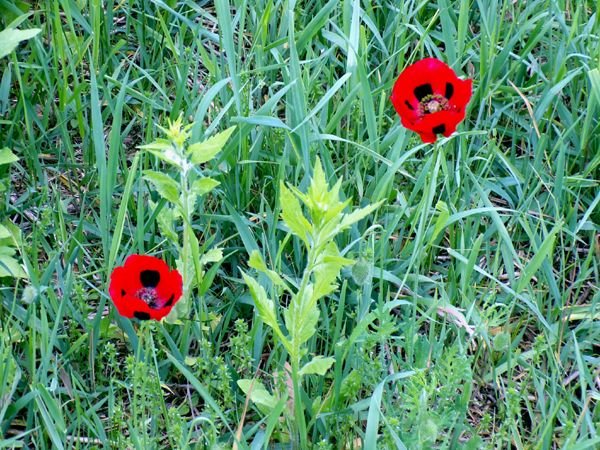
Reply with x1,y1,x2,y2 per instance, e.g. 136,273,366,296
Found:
192,178,220,196
339,200,384,229
280,182,312,244
430,200,450,243
141,144,183,168
313,242,353,300
138,138,172,151
308,158,329,203
242,272,289,349
298,356,335,377
199,248,223,265
248,250,287,288
189,126,236,164
143,170,180,204
184,356,198,366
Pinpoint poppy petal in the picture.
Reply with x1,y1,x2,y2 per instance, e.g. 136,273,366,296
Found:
450,78,473,112
407,110,465,138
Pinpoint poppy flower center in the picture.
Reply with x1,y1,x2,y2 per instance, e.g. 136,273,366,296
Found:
137,287,161,309
418,94,449,115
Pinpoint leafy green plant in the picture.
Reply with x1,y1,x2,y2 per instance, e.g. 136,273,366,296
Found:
139,117,235,321
0,148,26,279
241,158,382,447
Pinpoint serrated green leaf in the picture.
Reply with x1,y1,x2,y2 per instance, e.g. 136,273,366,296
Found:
189,126,236,164
295,304,319,346
280,182,312,244
339,200,384,229
0,148,18,165
286,285,320,350
199,248,223,265
237,379,279,411
298,356,335,377
155,204,179,243
242,272,289,349
0,28,41,59
249,250,287,289
313,242,353,300
192,178,220,196
138,138,172,151
308,158,329,203
143,170,180,204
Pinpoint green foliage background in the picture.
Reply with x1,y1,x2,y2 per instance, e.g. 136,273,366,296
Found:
0,0,598,448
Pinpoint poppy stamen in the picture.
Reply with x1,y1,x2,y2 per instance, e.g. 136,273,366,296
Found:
137,287,162,309
418,94,450,116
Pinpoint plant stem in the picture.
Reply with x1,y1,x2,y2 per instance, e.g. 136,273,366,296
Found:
179,147,193,315
291,358,307,449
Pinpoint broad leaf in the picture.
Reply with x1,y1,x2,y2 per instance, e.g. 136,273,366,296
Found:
141,146,183,168
237,379,279,411
299,356,335,377
0,254,27,278
138,138,172,151
192,178,220,196
313,242,353,300
0,28,41,59
0,148,18,165
286,285,320,349
143,170,180,205
189,126,236,164
0,225,11,239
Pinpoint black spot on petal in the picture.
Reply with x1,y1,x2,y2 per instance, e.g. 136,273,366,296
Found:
121,289,126,296
445,82,454,100
433,124,446,134
134,311,151,320
165,294,175,307
404,100,414,110
140,270,160,288
414,84,433,101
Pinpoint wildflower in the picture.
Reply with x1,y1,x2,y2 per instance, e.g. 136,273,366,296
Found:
108,255,182,320
390,57,472,143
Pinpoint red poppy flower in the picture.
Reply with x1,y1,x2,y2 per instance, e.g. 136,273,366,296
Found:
108,255,183,321
390,58,472,143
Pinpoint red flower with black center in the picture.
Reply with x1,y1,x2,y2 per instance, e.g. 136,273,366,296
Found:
390,58,472,143
108,255,183,321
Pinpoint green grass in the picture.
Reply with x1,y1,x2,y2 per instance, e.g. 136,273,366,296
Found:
1,0,599,448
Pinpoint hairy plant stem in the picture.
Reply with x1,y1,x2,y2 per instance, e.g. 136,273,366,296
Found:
290,234,320,449
177,142,193,316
